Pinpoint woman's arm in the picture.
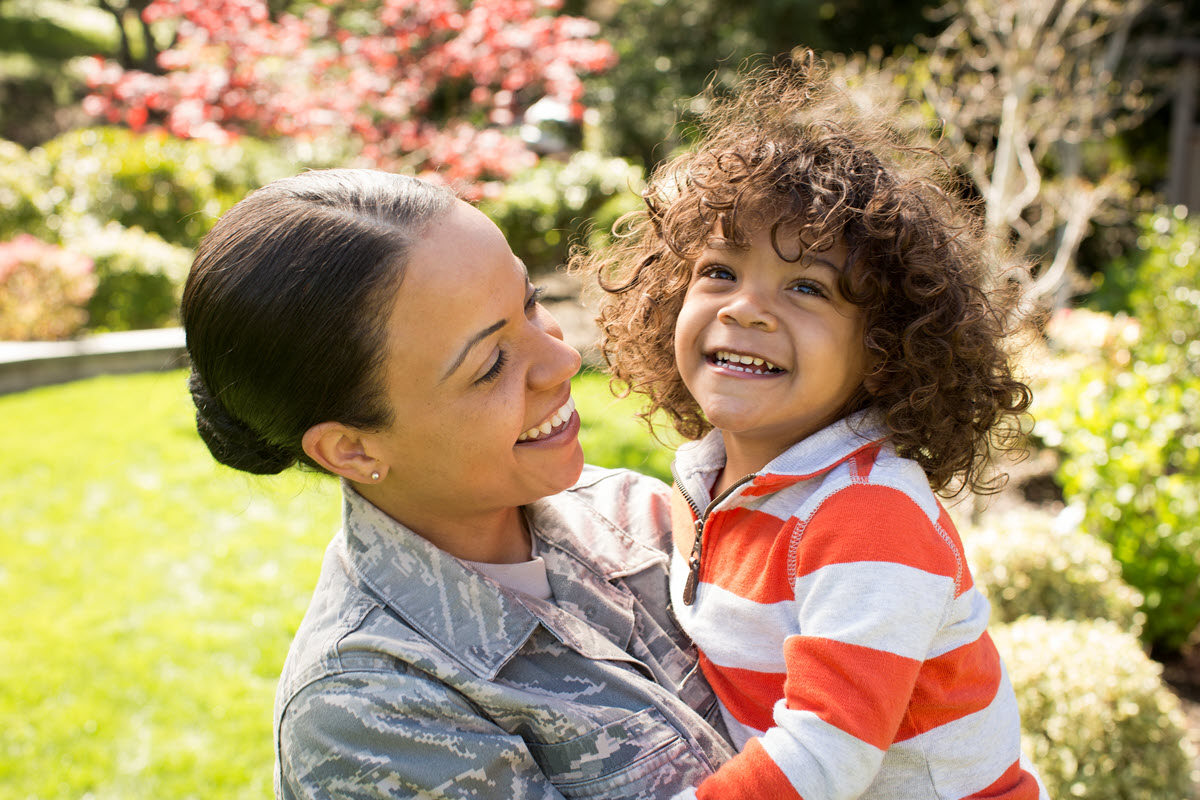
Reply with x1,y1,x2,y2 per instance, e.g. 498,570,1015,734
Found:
278,671,568,800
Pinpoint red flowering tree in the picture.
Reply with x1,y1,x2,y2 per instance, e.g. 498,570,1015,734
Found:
83,0,614,195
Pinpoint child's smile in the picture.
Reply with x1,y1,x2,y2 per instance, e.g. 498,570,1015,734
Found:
674,224,873,475
709,350,785,375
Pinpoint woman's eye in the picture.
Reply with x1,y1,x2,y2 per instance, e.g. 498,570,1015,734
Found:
476,349,508,385
525,286,546,312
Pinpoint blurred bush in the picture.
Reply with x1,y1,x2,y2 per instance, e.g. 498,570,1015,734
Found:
962,505,1145,637
993,617,1198,800
38,127,295,249
0,234,97,340
479,151,644,273
0,128,297,333
76,223,194,332
1032,207,1200,653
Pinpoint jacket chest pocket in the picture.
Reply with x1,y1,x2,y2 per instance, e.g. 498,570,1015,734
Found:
525,707,708,799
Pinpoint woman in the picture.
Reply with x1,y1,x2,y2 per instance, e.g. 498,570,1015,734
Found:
181,169,733,799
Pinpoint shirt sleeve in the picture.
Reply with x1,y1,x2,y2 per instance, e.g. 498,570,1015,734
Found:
691,485,962,800
278,670,568,800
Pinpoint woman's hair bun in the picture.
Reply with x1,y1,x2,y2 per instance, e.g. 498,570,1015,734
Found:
187,370,295,475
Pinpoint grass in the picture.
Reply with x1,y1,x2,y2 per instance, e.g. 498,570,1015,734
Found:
0,368,671,798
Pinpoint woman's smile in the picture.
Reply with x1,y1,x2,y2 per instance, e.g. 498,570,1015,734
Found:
517,396,578,443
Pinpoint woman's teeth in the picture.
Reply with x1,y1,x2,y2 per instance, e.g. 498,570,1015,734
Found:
517,397,576,442
714,351,782,374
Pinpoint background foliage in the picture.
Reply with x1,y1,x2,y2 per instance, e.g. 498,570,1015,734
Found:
1032,209,1200,652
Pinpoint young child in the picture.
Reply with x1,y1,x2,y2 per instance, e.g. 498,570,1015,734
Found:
581,56,1048,800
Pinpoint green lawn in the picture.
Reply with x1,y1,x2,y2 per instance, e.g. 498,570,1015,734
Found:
0,368,671,798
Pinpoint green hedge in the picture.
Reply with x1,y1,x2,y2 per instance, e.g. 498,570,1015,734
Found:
962,505,1145,636
1032,208,1200,652
479,150,644,273
994,617,1198,800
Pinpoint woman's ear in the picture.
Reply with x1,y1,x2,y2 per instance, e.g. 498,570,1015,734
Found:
302,422,383,483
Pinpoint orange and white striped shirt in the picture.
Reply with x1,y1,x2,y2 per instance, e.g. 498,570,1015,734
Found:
668,414,1047,800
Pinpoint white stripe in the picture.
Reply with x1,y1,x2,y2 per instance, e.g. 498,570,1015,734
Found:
905,668,1027,798
927,586,992,658
793,560,956,659
670,566,795,670
760,703,885,800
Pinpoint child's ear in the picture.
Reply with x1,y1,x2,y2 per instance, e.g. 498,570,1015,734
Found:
302,422,382,483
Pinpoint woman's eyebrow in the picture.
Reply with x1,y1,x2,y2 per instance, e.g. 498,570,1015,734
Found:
440,319,506,382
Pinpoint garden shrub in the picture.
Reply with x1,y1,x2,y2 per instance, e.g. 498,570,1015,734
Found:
1032,207,1200,652
69,223,194,332
0,234,97,340
479,151,644,273
961,505,1145,636
993,617,1198,800
0,139,54,241
36,126,296,249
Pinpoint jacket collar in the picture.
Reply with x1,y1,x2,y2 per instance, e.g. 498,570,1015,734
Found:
675,409,889,490
338,480,659,680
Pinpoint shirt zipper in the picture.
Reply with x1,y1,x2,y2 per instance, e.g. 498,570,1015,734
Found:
672,468,757,606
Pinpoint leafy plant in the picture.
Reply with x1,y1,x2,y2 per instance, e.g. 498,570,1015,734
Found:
0,234,97,340
76,223,194,331
961,505,1145,636
993,617,1198,800
82,0,615,195
1032,208,1200,652
479,150,644,272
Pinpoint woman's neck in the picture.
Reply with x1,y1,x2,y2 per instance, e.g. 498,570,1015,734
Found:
357,485,532,563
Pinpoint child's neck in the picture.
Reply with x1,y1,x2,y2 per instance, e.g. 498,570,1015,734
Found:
715,433,789,495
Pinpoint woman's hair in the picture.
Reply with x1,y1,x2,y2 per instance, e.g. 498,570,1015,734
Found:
182,168,456,475
577,55,1032,496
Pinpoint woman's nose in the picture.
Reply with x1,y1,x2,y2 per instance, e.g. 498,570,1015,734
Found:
717,287,777,331
527,305,582,389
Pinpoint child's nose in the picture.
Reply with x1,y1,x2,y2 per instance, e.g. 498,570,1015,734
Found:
718,289,777,331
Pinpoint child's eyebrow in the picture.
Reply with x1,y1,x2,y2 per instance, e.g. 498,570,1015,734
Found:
801,253,842,271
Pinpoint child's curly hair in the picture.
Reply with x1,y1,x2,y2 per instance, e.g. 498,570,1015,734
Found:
575,54,1032,496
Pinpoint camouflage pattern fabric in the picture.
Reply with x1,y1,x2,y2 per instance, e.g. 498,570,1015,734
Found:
275,466,734,799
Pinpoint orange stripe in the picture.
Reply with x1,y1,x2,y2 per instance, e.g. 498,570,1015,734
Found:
851,443,882,480
742,474,805,496
895,632,1003,741
782,636,920,749
699,652,785,732
965,758,1043,800
696,737,803,800
702,507,796,603
794,485,961,583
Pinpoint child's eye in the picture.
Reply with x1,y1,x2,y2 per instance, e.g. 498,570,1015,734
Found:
476,349,508,385
697,264,735,282
789,280,827,298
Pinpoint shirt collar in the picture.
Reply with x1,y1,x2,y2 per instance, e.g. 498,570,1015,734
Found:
675,409,889,486
338,479,662,680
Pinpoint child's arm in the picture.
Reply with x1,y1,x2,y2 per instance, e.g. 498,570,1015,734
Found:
676,484,1032,800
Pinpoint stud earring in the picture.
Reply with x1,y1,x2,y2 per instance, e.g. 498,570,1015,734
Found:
371,471,381,481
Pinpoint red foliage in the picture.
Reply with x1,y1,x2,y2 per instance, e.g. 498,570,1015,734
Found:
84,0,614,195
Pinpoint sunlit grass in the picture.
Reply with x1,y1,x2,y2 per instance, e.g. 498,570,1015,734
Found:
0,367,670,798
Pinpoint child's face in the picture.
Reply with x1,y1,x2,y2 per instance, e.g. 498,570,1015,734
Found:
674,223,872,467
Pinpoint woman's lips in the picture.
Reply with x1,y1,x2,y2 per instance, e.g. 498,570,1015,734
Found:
516,396,576,443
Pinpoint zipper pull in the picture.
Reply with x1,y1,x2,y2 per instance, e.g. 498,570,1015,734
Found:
682,517,704,605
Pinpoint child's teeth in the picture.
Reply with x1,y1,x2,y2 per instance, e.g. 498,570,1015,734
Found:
752,357,764,365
